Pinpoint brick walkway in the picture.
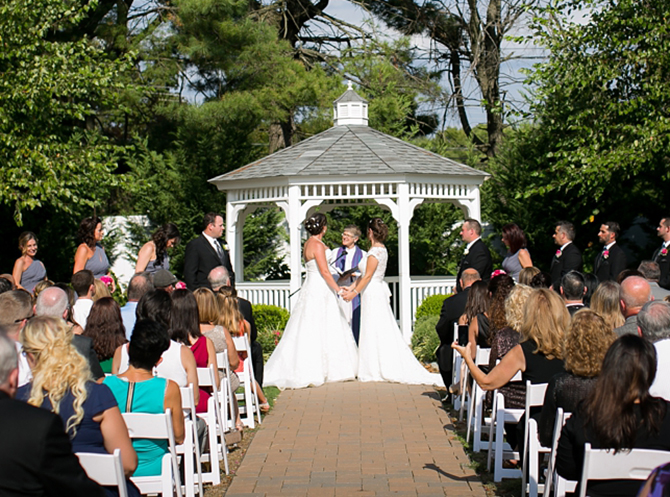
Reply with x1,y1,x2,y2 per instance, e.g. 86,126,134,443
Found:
225,382,488,496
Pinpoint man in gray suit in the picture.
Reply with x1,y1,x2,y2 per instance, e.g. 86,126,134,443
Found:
638,261,670,301
614,275,652,337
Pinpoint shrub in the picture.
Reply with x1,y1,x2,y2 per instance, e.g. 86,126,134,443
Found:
411,315,440,363
415,294,450,320
253,304,290,358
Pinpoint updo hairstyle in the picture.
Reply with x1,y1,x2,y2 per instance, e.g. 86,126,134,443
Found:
18,232,38,255
368,218,388,243
305,213,327,235
152,223,180,267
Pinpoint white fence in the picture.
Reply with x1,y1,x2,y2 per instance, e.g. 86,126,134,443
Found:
237,275,457,330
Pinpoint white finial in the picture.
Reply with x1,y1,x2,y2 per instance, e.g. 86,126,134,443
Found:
347,80,353,91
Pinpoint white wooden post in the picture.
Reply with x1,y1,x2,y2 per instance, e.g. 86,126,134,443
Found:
288,185,303,308
396,183,412,343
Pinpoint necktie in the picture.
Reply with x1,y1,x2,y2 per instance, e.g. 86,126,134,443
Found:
215,241,223,261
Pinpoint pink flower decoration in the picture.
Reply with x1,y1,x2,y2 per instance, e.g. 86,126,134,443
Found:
175,281,187,290
491,269,507,278
100,275,113,287
662,248,668,257
555,249,562,258
603,250,610,259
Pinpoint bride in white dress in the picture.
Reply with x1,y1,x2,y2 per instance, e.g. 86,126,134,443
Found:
342,218,443,386
264,213,359,389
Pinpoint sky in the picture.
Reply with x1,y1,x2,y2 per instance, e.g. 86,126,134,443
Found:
313,0,548,128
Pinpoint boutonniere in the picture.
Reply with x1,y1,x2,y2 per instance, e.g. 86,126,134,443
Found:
463,248,470,256
603,250,610,259
555,249,562,258
221,243,229,251
662,248,668,257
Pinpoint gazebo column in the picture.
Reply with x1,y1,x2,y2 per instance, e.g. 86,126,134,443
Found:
286,186,303,307
458,187,482,222
226,201,247,283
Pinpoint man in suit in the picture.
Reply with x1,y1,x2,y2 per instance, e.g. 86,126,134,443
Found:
0,291,34,387
560,271,586,316
184,212,235,290
208,266,264,386
330,225,366,344
435,268,480,401
0,333,104,497
456,219,492,292
550,221,583,285
638,300,670,401
653,217,670,289
594,221,627,282
34,287,105,380
638,261,670,301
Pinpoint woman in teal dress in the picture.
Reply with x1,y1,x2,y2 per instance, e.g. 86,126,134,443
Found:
104,319,184,477
84,297,127,374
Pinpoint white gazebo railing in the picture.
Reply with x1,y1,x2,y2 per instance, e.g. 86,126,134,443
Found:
237,276,457,328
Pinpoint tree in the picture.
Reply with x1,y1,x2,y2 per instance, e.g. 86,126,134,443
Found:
483,0,670,268
358,0,532,156
0,0,134,225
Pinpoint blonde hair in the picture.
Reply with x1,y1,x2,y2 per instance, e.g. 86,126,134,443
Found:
518,267,541,286
216,287,244,335
18,231,37,255
590,281,625,331
194,287,219,324
519,288,570,360
21,316,90,436
564,310,616,376
93,279,111,301
32,280,54,299
505,284,534,331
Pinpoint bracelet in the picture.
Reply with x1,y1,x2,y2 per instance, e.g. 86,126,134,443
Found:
353,289,358,295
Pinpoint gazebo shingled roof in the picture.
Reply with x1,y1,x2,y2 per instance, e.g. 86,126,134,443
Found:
209,84,489,340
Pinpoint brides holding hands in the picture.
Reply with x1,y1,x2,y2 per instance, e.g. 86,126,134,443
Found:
342,218,443,386
264,213,358,389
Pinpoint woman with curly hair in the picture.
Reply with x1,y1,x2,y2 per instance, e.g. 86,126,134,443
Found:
590,281,625,331
84,297,128,374
557,335,670,497
73,216,111,282
538,310,616,447
18,316,139,496
135,223,180,274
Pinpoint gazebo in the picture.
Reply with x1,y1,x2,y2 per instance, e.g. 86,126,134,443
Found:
209,83,489,340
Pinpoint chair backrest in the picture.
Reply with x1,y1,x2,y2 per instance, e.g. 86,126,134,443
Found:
232,335,250,353
546,408,572,497
76,449,128,497
475,347,491,366
578,443,670,497
180,384,196,416
525,381,549,420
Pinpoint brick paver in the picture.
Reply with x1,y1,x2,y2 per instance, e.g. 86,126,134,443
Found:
225,382,487,496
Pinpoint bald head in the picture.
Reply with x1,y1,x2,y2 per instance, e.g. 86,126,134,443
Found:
35,286,69,320
620,276,652,318
460,268,481,289
208,266,230,292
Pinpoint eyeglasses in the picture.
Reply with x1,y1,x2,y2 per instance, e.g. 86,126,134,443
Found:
341,233,354,238
14,315,32,324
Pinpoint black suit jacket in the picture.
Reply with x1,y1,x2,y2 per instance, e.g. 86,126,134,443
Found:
0,391,104,497
550,242,583,285
594,242,627,282
72,334,104,380
435,287,470,385
653,245,670,290
183,234,235,290
238,297,257,343
456,239,492,291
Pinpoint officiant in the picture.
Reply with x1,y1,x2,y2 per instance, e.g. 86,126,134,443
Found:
331,225,366,344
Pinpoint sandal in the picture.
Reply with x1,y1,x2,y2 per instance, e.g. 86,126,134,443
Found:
259,402,270,413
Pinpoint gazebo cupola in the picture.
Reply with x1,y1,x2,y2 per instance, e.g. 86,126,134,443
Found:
333,81,368,126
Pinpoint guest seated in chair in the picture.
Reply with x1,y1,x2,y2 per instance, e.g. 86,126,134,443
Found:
104,320,185,477
557,335,670,497
18,316,140,497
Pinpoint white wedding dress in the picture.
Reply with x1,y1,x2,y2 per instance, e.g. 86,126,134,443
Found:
264,258,359,389
358,247,444,386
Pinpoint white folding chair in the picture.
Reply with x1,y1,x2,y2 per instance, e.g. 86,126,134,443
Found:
545,409,576,497
122,410,183,497
486,390,524,481
197,365,230,482
179,385,203,496
451,323,465,411
232,335,262,427
522,381,550,497
216,351,237,433
578,443,670,497
466,347,491,452
76,449,128,497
